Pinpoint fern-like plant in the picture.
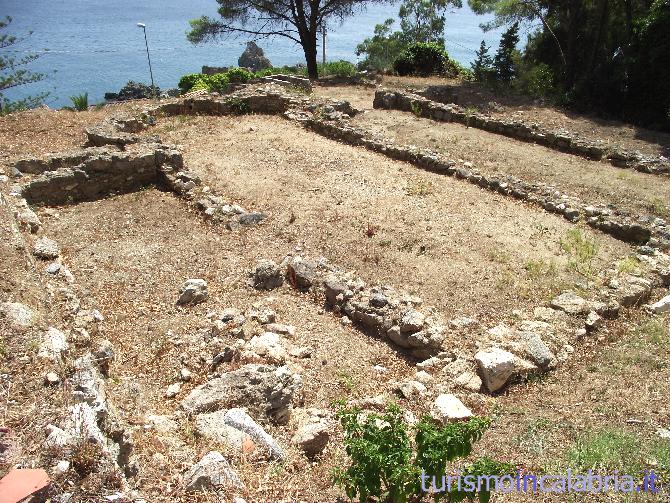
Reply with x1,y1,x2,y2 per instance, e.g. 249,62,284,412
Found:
69,92,89,111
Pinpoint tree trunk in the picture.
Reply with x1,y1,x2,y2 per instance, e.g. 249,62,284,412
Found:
302,34,319,80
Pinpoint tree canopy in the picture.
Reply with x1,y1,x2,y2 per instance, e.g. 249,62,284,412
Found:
187,0,393,79
0,16,47,114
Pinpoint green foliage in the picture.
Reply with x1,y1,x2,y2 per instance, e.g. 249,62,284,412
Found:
471,40,494,82
398,0,462,46
394,42,450,76
226,97,251,115
68,92,89,111
356,19,407,72
207,73,230,93
226,67,252,83
0,16,48,114
178,73,205,93
568,429,645,473
493,22,519,82
334,403,510,503
513,62,554,98
319,60,357,78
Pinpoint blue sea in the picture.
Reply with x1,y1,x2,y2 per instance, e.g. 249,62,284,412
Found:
2,1,506,108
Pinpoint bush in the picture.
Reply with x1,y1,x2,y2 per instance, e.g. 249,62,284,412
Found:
207,73,230,93
226,67,253,84
393,42,449,76
178,73,206,93
515,63,555,98
334,402,513,503
319,60,357,78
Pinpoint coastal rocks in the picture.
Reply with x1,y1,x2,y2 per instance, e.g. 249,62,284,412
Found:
431,394,473,422
250,259,284,290
177,279,209,306
238,42,272,72
33,237,60,259
183,451,244,494
180,364,301,423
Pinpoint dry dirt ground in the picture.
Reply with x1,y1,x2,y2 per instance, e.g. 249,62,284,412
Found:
316,77,670,159
0,82,668,503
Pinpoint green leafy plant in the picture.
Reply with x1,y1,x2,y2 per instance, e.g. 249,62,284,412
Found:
207,73,230,93
334,403,512,503
226,97,251,115
394,42,449,76
226,67,253,83
178,73,205,93
319,60,357,77
68,92,88,111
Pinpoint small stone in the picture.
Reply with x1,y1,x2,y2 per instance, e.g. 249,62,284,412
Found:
289,346,312,358
449,317,477,329
286,257,317,290
247,306,276,324
45,372,60,385
550,291,588,315
177,279,209,305
414,370,433,384
54,460,70,474
264,323,296,337
656,428,670,439
238,212,266,226
0,302,35,331
649,295,670,314
454,371,482,392
33,237,60,259
369,293,388,308
180,368,192,382
431,394,473,422
474,348,516,393
399,308,425,334
38,327,69,361
585,311,602,331
166,383,181,398
291,421,330,457
250,260,284,290
183,451,244,493
396,380,427,399
45,262,62,275
93,339,114,375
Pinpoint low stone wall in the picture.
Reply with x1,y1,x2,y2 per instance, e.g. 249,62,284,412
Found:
301,116,669,250
15,145,180,206
374,90,670,175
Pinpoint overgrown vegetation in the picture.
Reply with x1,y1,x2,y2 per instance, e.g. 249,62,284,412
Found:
357,0,468,77
0,16,48,114
468,0,670,130
334,402,513,502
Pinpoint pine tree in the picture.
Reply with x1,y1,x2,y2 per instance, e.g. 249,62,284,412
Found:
471,40,493,82
494,22,520,82
0,16,47,114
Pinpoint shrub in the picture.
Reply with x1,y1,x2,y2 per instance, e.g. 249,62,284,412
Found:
319,60,357,78
393,42,448,76
178,73,205,93
226,67,253,84
207,73,230,93
334,402,513,503
515,63,555,98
